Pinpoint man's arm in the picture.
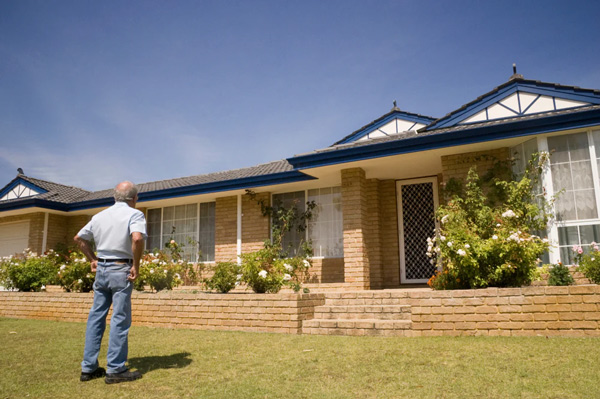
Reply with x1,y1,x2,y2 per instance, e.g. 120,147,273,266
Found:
73,235,98,272
128,232,144,281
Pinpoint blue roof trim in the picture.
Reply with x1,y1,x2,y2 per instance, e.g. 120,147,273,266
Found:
288,108,600,170
335,111,435,145
426,81,600,130
0,198,69,212
65,170,317,211
0,177,48,199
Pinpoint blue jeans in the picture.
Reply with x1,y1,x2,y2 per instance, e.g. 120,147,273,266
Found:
81,262,133,374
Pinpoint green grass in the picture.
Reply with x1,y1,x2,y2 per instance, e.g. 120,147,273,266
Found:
1,318,600,398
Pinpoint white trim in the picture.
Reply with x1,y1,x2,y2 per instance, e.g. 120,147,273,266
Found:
588,130,600,222
396,176,439,284
237,194,242,264
41,212,49,254
537,136,560,264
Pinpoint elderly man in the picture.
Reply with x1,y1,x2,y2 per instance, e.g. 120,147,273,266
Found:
74,181,146,384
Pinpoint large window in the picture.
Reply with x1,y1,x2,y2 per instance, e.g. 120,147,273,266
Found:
146,202,215,262
544,130,600,264
272,187,343,258
548,133,597,221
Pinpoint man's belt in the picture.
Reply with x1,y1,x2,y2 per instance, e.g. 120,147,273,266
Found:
97,258,133,263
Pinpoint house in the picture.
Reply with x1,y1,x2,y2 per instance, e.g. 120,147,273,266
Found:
2,71,600,290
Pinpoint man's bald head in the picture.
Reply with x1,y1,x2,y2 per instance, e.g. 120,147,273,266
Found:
114,181,139,203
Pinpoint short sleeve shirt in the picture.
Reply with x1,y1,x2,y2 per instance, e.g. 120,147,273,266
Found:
77,201,147,259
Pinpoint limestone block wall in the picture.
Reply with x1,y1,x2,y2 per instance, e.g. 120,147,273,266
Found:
441,147,510,185
215,196,238,262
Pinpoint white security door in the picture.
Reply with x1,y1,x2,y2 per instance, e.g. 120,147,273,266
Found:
0,221,30,257
397,177,439,283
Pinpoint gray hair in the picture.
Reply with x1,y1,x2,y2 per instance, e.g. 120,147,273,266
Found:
114,181,139,202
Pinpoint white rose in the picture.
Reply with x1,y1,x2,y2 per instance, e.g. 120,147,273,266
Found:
447,242,453,247
283,274,291,281
457,249,466,256
441,215,449,224
258,270,268,278
464,244,470,249
150,269,155,274
152,259,160,264
440,236,446,242
502,210,517,218
284,263,293,272
492,235,498,240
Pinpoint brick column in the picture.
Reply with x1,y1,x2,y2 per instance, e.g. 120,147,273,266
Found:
379,180,400,288
215,196,237,262
341,168,372,290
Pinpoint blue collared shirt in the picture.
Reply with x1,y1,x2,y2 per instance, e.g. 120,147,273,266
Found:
77,201,147,259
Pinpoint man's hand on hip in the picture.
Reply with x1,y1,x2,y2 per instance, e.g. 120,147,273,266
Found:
128,266,139,282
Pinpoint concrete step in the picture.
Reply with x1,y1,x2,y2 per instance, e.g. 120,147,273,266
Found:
302,318,413,337
313,305,411,320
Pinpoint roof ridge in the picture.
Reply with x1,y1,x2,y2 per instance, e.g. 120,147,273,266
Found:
20,175,90,193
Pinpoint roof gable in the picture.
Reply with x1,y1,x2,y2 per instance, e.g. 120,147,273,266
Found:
424,78,600,131
0,177,47,202
333,109,435,145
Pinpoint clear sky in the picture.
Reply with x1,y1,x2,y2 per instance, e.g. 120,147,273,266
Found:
1,0,599,191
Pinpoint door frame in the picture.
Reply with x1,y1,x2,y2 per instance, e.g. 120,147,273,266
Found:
396,176,439,284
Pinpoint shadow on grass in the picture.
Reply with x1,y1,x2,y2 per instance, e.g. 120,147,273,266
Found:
129,352,193,374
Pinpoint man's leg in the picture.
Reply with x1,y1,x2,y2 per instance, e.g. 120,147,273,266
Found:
81,268,111,373
106,265,133,374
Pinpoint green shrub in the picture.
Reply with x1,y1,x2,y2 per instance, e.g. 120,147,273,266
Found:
205,262,240,293
1,250,58,292
428,153,552,290
574,243,600,284
547,262,574,286
135,246,199,292
56,250,95,292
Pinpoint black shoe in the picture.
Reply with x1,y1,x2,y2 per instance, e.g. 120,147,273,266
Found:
105,369,142,384
80,367,106,382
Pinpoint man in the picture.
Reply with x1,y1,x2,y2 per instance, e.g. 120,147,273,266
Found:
74,181,146,384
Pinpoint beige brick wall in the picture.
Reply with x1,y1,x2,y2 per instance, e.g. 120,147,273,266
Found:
242,192,270,254
215,196,238,262
0,291,326,335
46,214,68,251
441,148,510,185
379,180,400,288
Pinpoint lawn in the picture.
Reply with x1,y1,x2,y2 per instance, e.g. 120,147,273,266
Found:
1,318,599,399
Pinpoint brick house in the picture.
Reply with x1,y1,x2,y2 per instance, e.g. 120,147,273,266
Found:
2,72,600,290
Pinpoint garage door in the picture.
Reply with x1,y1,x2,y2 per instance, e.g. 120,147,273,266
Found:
0,221,30,257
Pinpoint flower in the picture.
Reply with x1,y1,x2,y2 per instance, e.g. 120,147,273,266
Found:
284,263,293,272
150,269,155,274
502,210,517,218
163,269,168,274
258,270,268,278
170,240,176,244
457,249,467,256
60,264,66,270
78,279,83,284
441,215,449,224
236,274,243,281
152,259,160,264
492,235,498,240
283,274,291,281
303,260,310,267
464,244,470,249
447,242,453,247
440,236,446,242
572,245,583,254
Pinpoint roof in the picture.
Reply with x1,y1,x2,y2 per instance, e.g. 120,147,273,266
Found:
0,160,314,212
2,75,600,213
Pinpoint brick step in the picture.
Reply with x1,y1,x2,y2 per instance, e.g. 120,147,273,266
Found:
313,305,411,320
302,319,413,337
325,298,409,306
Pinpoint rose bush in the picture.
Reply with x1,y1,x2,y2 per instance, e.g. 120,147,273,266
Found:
574,243,600,284
427,153,552,290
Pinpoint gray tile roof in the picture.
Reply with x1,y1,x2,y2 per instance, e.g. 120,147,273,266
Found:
10,159,295,204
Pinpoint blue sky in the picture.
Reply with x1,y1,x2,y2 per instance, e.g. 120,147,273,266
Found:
1,0,599,191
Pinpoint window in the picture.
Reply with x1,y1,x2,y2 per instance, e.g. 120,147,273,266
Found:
146,202,215,262
272,187,343,258
548,133,597,221
557,224,600,264
511,138,538,178
308,187,343,257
